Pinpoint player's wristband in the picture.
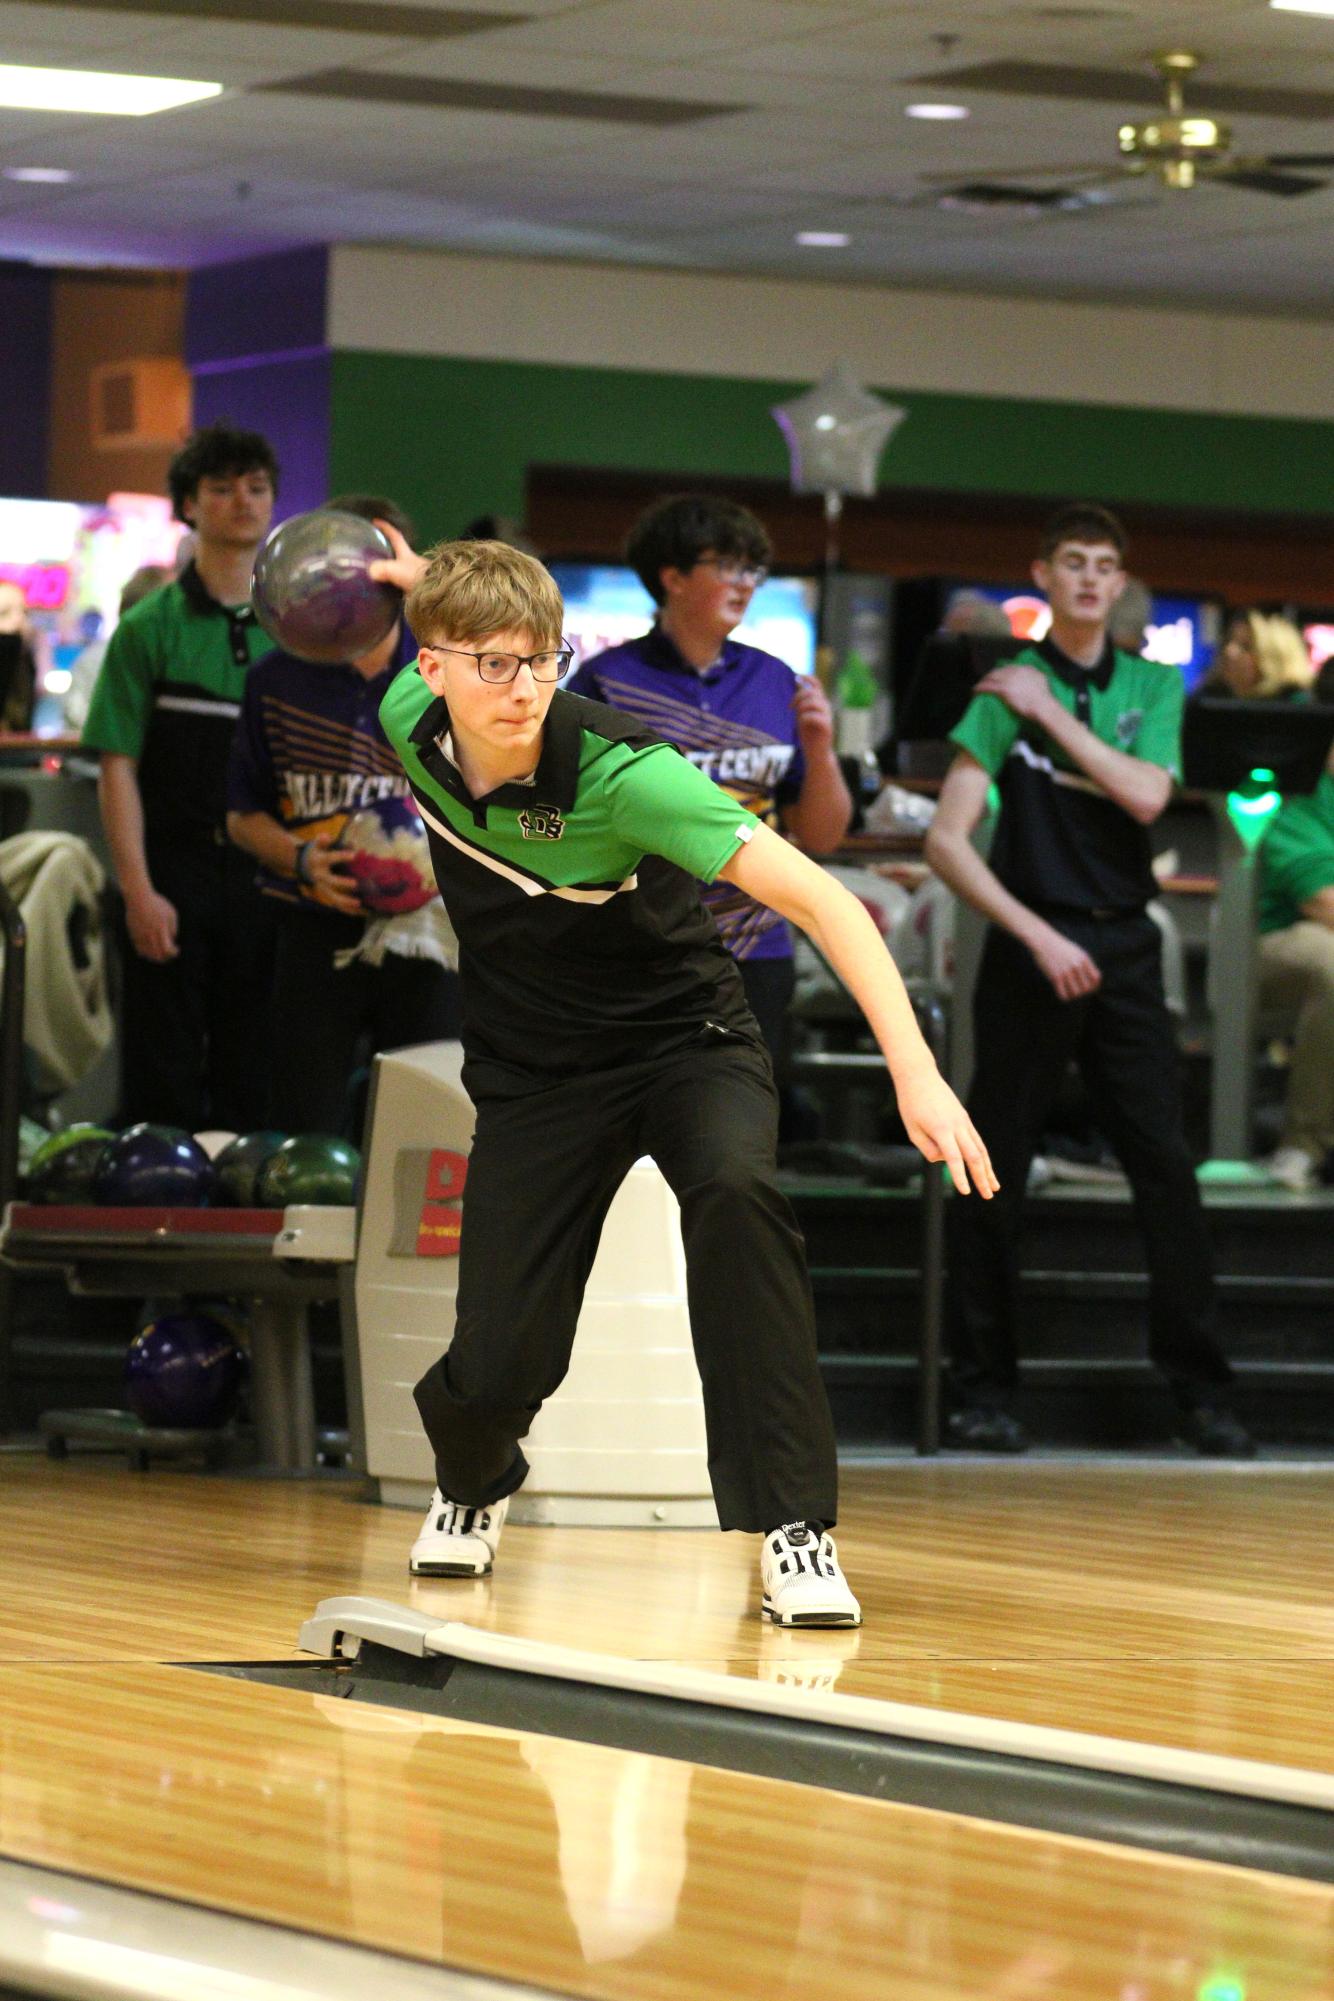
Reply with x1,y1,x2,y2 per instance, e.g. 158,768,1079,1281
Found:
295,839,315,885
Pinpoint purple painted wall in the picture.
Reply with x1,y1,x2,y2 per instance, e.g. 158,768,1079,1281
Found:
191,351,332,519
185,246,331,519
185,244,327,364
0,261,53,496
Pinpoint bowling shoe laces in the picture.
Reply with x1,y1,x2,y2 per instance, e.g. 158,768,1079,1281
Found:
409,1490,509,1577
760,1522,862,1628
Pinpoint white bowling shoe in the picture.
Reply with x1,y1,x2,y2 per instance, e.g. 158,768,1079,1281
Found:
409,1489,508,1577
760,1521,862,1628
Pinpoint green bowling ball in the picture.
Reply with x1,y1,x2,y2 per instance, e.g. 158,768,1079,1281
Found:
254,1134,361,1209
214,1131,288,1208
26,1124,116,1204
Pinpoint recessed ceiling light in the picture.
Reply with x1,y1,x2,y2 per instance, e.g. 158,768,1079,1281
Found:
3,165,77,183
0,64,222,117
906,102,971,121
796,230,850,247
1270,1,1334,14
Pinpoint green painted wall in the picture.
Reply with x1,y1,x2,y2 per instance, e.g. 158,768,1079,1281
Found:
330,349,1334,544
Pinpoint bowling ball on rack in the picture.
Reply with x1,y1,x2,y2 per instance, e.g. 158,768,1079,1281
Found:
125,1311,245,1429
338,795,436,915
254,1134,360,1209
94,1124,215,1207
25,1124,116,1204
213,1131,288,1208
251,509,401,664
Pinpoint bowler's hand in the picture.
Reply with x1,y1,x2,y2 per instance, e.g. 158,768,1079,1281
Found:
974,664,1056,724
304,834,364,916
369,520,429,594
894,1067,999,1198
1029,923,1101,1001
791,675,836,755
125,885,179,963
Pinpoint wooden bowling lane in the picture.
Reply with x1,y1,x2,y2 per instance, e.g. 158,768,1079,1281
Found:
1,1458,1332,1775
0,1661,1330,2001
0,1458,403,1665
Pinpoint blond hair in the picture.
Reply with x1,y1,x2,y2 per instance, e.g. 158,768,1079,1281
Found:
406,539,563,649
1240,612,1315,698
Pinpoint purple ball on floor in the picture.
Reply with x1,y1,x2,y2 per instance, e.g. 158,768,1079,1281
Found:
124,1313,246,1429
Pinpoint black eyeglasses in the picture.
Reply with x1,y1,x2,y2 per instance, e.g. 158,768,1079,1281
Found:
698,557,768,589
424,645,574,685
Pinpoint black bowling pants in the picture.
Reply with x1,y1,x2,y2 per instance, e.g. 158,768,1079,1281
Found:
118,839,275,1134
947,911,1233,1408
268,910,461,1138
413,1036,839,1534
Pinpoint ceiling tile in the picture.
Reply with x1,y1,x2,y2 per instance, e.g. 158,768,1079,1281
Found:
0,0,1326,316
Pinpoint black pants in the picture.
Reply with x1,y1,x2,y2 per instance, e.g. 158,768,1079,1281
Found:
738,956,794,1079
413,1036,839,1533
947,913,1233,1409
268,911,462,1138
118,839,276,1134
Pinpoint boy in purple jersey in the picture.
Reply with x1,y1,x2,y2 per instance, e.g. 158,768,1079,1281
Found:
227,497,460,1137
567,495,851,1076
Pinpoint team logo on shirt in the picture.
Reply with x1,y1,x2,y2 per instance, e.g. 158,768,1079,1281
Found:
1115,709,1144,748
518,805,565,841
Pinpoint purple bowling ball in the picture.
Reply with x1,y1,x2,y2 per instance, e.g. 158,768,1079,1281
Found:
125,1312,245,1429
251,509,401,664
339,795,436,914
94,1123,215,1207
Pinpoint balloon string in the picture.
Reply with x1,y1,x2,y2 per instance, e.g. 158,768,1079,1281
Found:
823,488,843,577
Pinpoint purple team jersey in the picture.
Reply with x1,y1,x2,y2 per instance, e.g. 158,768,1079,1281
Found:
227,623,419,910
567,625,805,961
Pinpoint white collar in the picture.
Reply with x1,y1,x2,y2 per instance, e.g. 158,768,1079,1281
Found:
435,729,538,787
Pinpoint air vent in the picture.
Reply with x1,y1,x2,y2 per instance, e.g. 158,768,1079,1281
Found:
939,182,1086,211
906,59,1334,122
258,69,746,126
90,359,191,451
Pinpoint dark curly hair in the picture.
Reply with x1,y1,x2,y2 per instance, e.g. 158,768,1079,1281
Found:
167,423,280,523
1039,502,1127,562
626,494,772,607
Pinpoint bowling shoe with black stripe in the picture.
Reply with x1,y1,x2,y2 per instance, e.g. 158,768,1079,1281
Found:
760,1521,861,1628
409,1490,508,1577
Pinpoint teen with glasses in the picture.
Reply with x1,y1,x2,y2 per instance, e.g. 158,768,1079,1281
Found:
369,532,996,1627
567,495,852,1102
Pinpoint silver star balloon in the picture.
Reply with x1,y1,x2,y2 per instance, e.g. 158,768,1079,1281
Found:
771,361,906,499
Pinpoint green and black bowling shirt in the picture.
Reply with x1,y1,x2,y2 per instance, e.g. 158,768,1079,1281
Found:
81,562,270,842
380,669,762,1092
1259,768,1334,935
950,637,1182,914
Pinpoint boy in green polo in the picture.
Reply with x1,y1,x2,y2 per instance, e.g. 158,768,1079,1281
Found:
82,422,279,1131
374,535,997,1628
924,503,1252,1457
